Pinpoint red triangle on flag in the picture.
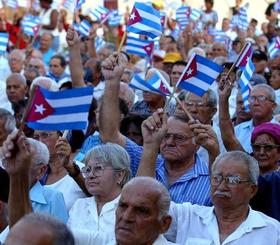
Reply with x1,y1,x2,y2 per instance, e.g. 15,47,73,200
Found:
160,16,165,26
159,81,170,95
127,6,142,26
186,6,191,18
144,42,154,56
32,24,40,38
26,87,55,122
181,55,197,80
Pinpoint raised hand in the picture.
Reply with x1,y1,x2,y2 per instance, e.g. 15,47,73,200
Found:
141,108,168,146
101,52,128,81
2,130,32,176
55,137,71,168
188,119,219,156
218,74,234,99
66,27,80,48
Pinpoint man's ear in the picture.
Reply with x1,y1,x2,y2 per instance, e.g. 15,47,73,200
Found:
159,215,172,234
35,164,48,181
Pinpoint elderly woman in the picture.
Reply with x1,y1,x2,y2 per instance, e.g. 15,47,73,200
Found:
67,143,131,245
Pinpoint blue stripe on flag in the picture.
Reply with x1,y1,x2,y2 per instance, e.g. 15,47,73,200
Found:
41,86,93,99
27,121,87,131
195,71,218,86
51,104,91,115
196,55,223,73
178,82,206,97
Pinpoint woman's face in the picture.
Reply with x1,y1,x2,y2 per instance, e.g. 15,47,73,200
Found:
83,157,121,197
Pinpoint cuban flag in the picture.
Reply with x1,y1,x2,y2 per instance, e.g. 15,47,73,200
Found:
238,59,254,111
238,3,249,31
6,0,18,8
126,2,162,39
75,0,85,10
26,86,93,130
190,8,201,21
126,36,154,58
76,19,91,37
268,37,280,58
176,54,223,96
63,0,75,12
95,36,106,52
160,11,167,29
88,5,110,22
130,72,171,96
22,15,41,37
108,10,122,26
235,42,252,68
0,33,9,54
176,6,191,30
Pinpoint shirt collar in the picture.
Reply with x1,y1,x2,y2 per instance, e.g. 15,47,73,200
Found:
29,181,47,205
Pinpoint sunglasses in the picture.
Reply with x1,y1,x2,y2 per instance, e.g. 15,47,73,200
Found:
251,144,280,152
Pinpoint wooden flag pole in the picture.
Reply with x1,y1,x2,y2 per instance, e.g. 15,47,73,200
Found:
174,95,194,121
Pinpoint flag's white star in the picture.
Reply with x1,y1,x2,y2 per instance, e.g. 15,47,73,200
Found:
35,104,46,115
146,47,150,51
246,56,249,62
187,68,193,76
130,12,136,20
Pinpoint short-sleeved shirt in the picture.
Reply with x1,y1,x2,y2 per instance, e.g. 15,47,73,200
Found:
125,138,211,205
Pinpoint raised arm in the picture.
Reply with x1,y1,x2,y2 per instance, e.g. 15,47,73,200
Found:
218,75,245,152
2,131,32,227
99,52,128,147
137,109,167,177
66,27,86,88
86,28,97,58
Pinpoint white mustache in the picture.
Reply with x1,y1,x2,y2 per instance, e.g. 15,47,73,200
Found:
214,190,232,198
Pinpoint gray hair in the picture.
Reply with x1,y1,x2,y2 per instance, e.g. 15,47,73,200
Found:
8,49,25,61
0,108,16,132
252,84,276,102
6,73,27,86
83,143,131,187
184,89,217,108
26,138,50,165
212,151,260,185
124,177,171,218
20,212,74,245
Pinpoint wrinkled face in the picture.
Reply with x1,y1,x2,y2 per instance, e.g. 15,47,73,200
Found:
83,157,120,196
269,69,280,90
115,184,163,245
171,64,185,87
181,93,216,124
49,58,65,77
33,131,59,157
8,53,24,73
212,43,227,58
252,133,280,173
5,220,55,245
160,117,197,164
97,47,112,61
6,76,27,103
236,93,252,122
249,87,276,120
27,58,46,76
211,159,257,209
40,34,52,51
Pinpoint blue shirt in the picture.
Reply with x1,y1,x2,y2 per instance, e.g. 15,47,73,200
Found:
125,138,211,205
30,181,69,223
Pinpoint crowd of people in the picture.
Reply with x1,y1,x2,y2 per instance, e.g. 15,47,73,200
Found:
0,0,279,244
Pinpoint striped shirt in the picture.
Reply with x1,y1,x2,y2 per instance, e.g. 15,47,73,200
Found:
125,138,211,205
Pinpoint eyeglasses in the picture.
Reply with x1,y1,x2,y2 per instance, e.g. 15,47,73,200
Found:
33,132,58,140
211,174,251,186
81,165,107,177
248,95,273,103
163,133,193,144
185,101,208,108
251,144,280,152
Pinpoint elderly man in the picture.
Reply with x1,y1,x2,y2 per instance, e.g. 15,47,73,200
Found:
99,53,219,205
0,131,68,242
8,49,25,73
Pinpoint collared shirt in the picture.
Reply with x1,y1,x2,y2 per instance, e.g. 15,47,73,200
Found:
166,203,280,245
68,195,120,245
106,235,178,245
125,138,211,205
234,119,279,153
0,181,69,243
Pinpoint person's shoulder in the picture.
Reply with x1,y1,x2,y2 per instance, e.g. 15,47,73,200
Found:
71,196,93,209
251,208,280,228
234,119,252,130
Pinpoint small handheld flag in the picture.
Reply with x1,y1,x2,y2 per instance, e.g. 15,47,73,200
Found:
176,54,224,96
0,33,9,55
125,36,154,58
26,86,93,130
268,37,280,58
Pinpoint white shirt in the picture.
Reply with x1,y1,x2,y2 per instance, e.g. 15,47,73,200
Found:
107,235,178,245
93,81,105,101
68,195,120,245
166,202,280,245
45,174,86,212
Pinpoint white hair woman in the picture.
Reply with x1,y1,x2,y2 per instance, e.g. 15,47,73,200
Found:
67,143,131,245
